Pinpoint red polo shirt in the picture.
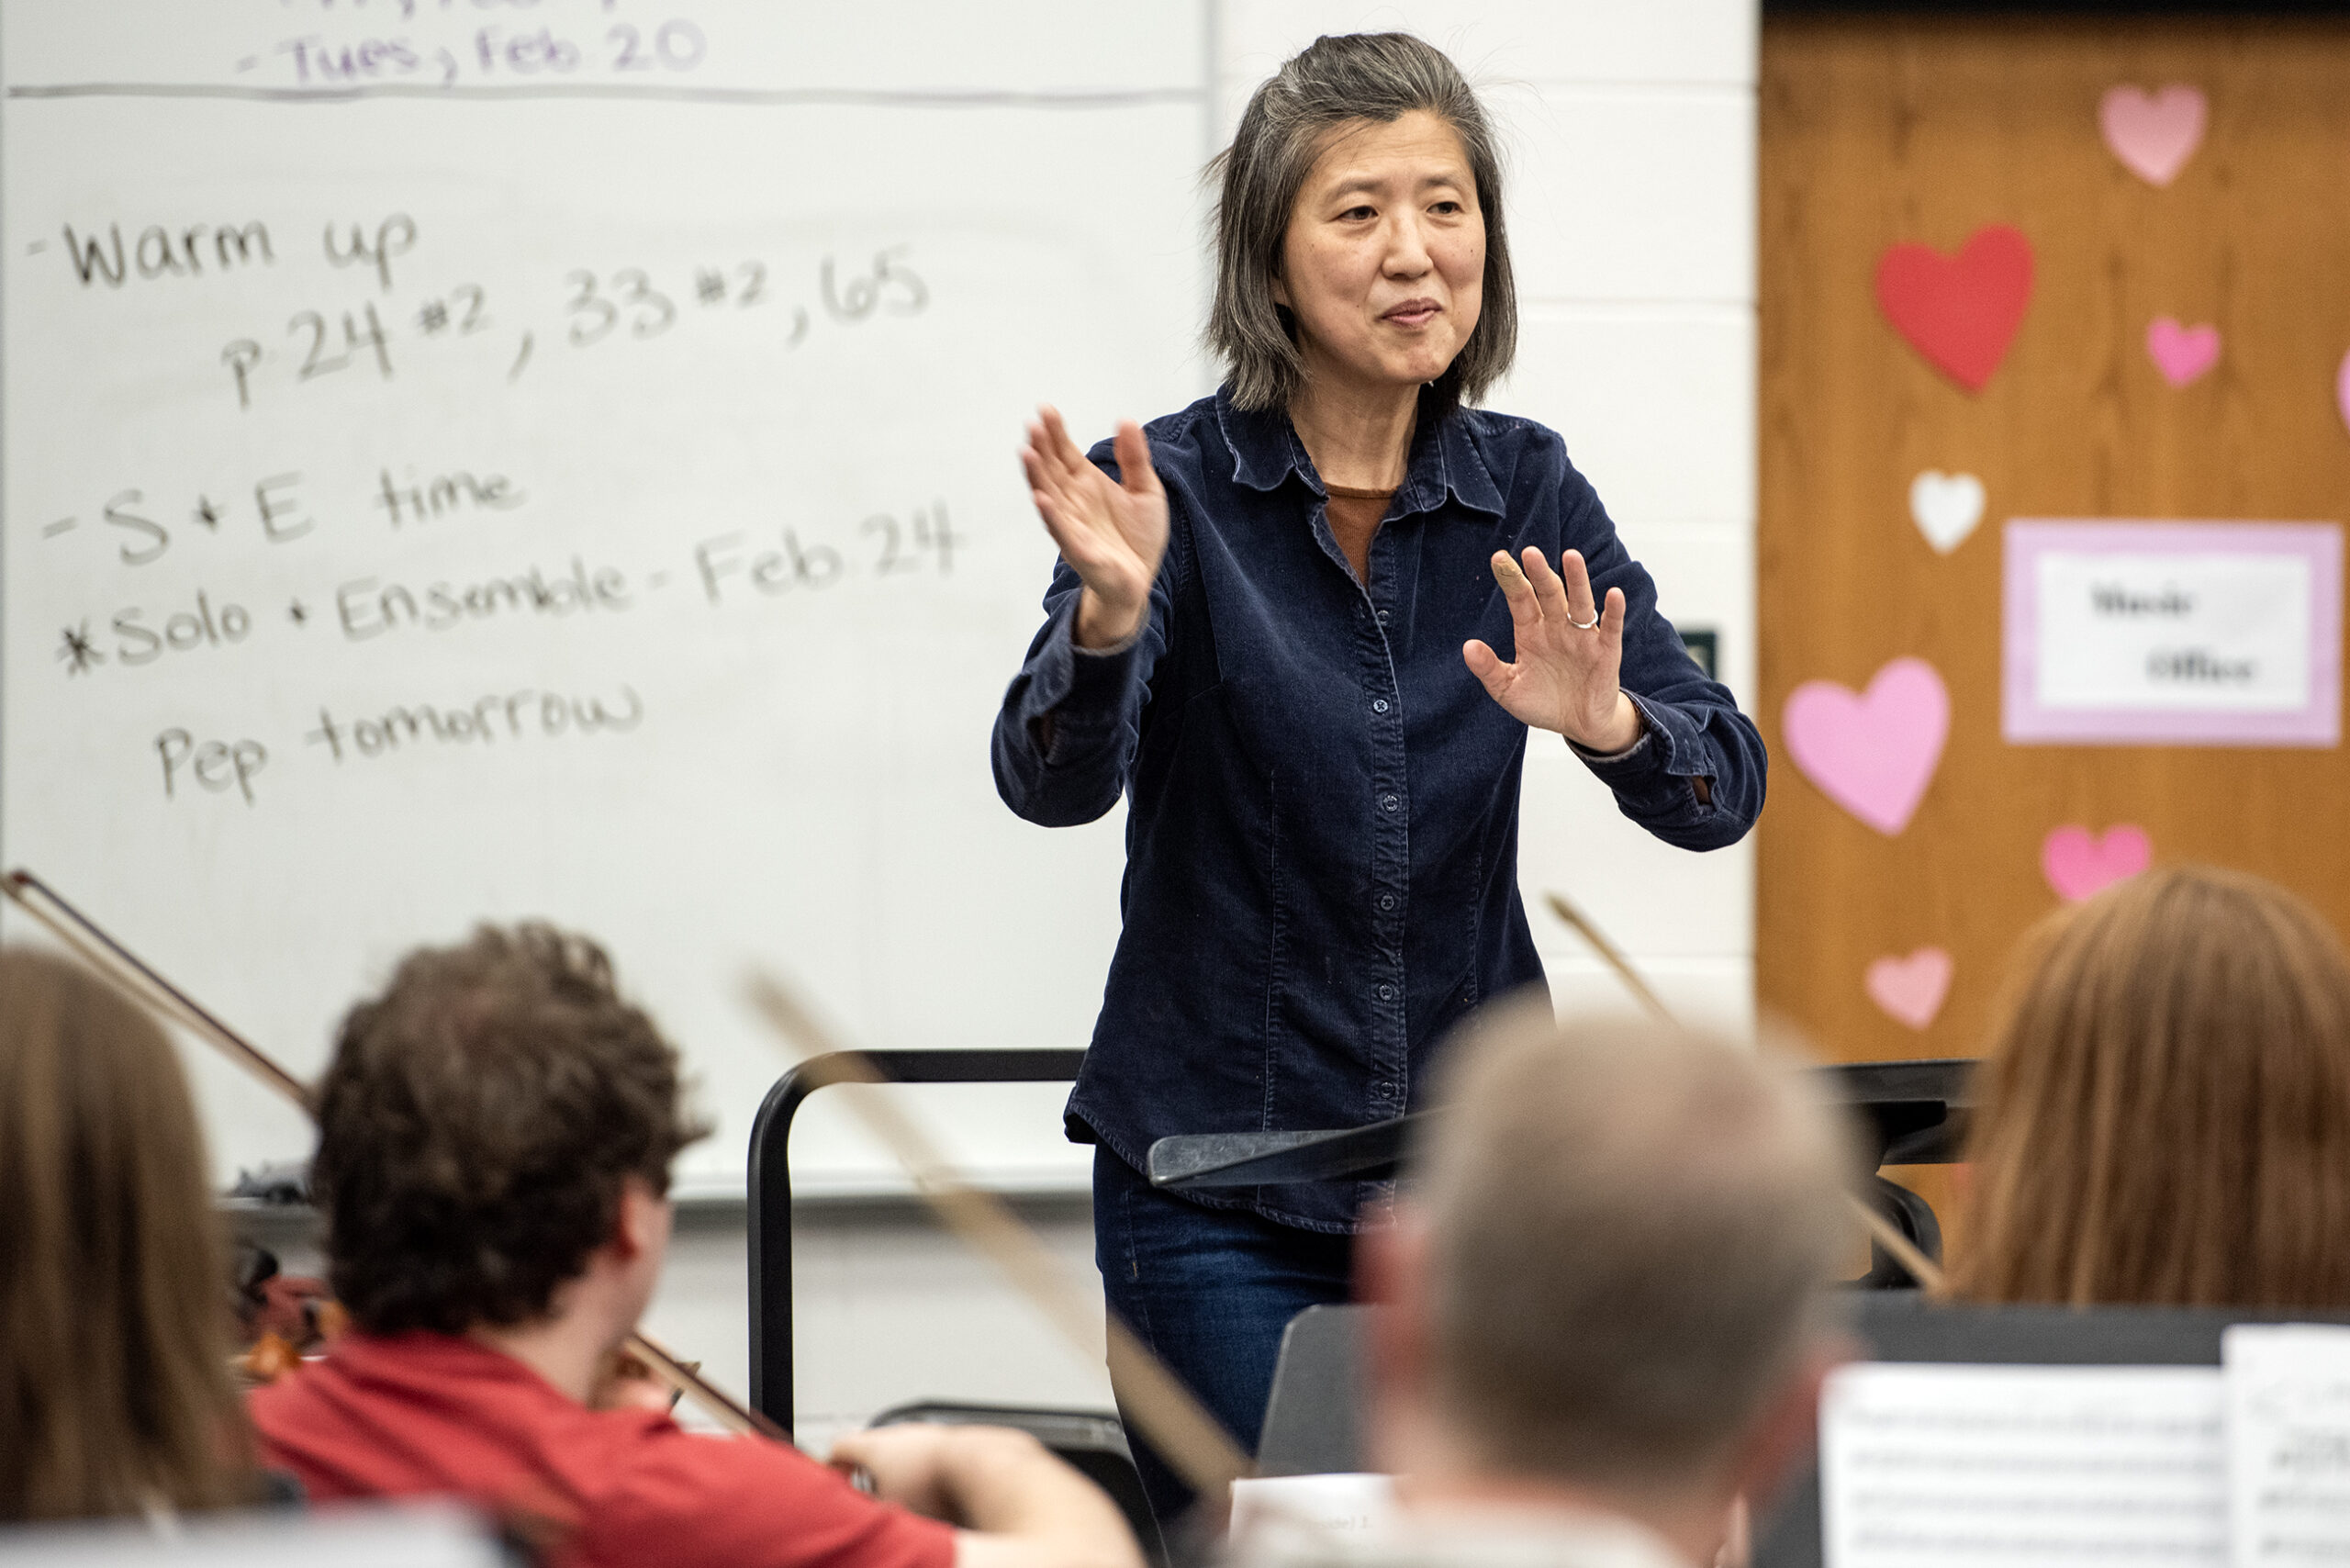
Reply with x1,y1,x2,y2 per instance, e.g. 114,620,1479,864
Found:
250,1332,957,1568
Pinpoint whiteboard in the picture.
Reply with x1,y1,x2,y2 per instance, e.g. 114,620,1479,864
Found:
2,2,1215,1196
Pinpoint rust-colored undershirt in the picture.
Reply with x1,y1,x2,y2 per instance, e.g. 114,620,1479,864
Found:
1324,484,1396,586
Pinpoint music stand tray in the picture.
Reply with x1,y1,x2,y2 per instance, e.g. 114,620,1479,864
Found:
1147,1058,1976,1191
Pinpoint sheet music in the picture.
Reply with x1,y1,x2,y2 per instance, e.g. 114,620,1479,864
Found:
2226,1325,2350,1566
0,1500,500,1564
1820,1362,2227,1568
1227,1474,1394,1548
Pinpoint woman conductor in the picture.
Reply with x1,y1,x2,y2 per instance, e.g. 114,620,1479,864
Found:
990,33,1765,1520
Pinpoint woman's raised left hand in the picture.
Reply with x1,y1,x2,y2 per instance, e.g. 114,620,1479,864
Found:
1463,546,1643,753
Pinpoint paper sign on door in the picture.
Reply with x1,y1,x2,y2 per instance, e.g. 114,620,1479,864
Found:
2004,521,2343,746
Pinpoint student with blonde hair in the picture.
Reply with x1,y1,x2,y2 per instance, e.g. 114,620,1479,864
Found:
1237,1007,1853,1568
0,947,259,1521
1955,866,2350,1307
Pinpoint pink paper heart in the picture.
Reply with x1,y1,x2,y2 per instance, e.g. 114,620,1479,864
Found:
2147,317,2221,386
1782,658,1950,836
2042,824,2153,902
2099,84,2207,187
1866,947,1954,1031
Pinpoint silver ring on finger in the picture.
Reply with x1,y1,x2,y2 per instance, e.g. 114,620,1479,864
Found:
1567,610,1600,631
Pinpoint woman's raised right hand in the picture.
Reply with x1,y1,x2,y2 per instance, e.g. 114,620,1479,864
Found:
1022,406,1167,649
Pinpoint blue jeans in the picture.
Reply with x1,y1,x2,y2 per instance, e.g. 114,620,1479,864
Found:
1091,1148,1354,1527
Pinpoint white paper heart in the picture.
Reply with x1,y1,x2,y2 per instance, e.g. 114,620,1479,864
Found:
2099,84,2207,188
1908,471,1986,554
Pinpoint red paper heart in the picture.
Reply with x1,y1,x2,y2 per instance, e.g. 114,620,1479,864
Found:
1874,225,2035,393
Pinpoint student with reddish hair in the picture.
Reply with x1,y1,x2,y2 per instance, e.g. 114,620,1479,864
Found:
1957,866,2350,1308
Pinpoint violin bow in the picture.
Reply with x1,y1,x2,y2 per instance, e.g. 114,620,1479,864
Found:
744,972,1253,1505
1544,890,1675,1025
0,868,788,1442
1543,888,1949,1295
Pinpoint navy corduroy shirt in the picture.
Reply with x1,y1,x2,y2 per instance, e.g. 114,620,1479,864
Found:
991,387,1764,1230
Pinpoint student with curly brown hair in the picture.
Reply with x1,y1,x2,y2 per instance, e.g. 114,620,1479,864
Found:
0,947,263,1523
250,924,1140,1568
1955,866,2350,1308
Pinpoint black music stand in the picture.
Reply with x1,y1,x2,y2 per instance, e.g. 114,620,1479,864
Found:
744,1047,1166,1562
744,1047,1087,1428
1147,1058,1975,1289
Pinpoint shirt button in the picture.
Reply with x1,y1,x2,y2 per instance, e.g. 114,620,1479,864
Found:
1378,893,1395,912
1371,699,1389,714
1381,794,1399,812
1377,985,1394,1002
1376,610,1390,624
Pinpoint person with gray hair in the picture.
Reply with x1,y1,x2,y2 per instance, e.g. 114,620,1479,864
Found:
1301,1009,1852,1568
989,32,1768,1528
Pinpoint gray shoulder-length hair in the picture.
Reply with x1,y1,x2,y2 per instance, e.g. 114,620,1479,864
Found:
1207,32,1517,414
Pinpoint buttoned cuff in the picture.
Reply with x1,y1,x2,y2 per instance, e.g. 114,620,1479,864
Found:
1074,626,1143,658
1565,701,1655,765
1023,601,1144,758
1571,692,1704,801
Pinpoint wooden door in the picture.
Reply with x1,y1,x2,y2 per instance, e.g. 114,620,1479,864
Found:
1757,13,2350,1236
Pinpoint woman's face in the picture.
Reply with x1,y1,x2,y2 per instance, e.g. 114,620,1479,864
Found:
1275,109,1486,399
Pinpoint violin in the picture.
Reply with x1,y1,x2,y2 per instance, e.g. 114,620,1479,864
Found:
10,866,1257,1500
231,1238,344,1384
3,869,784,1440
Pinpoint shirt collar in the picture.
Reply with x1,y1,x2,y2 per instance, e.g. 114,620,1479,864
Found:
322,1329,684,1428
1240,1503,1695,1568
1214,384,1507,521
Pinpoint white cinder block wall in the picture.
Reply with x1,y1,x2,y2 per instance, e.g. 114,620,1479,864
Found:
641,0,1760,1449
